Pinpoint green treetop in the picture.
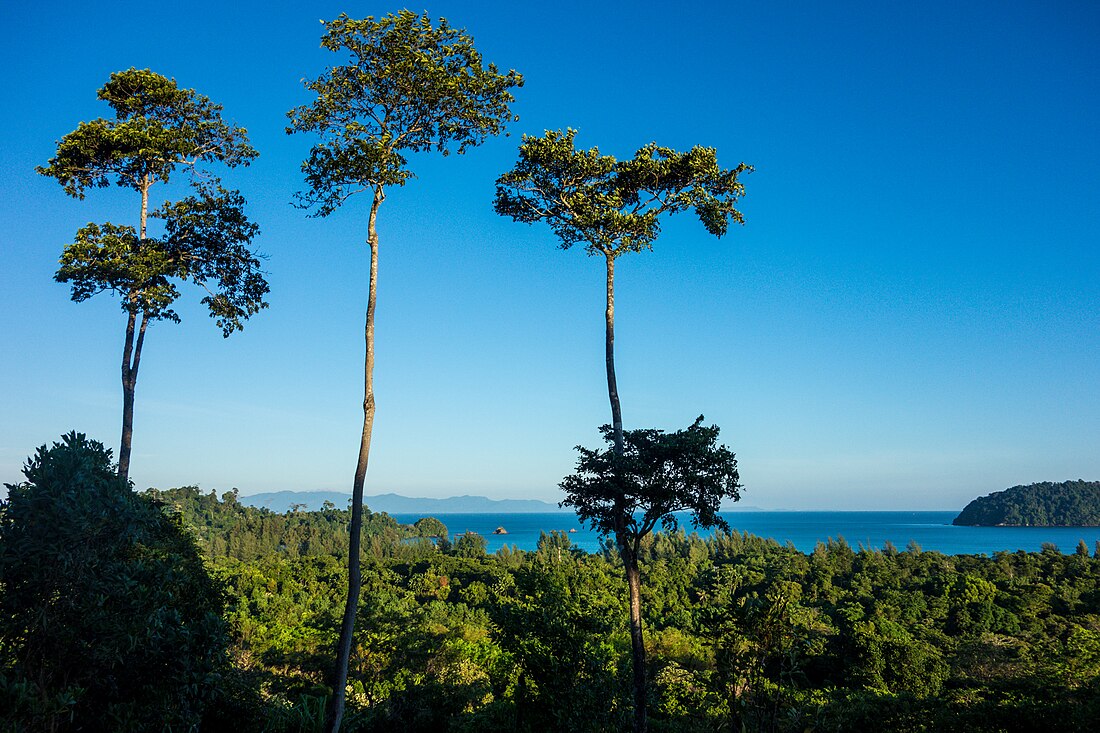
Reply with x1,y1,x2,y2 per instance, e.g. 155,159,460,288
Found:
37,69,265,480
288,11,523,215
38,68,255,201
494,129,750,455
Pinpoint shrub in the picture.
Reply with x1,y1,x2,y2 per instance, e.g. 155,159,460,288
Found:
0,432,229,732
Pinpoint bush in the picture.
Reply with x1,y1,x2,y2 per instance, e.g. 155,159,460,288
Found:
0,432,230,732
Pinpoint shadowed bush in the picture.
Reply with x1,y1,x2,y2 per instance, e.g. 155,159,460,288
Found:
0,432,231,732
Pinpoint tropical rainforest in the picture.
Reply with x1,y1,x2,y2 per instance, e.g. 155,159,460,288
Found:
953,481,1100,527
4,435,1099,732
6,8,1099,733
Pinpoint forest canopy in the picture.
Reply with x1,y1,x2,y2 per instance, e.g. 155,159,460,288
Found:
953,480,1100,527
5,466,1100,732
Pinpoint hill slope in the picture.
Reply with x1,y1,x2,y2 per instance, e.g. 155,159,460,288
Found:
953,480,1100,526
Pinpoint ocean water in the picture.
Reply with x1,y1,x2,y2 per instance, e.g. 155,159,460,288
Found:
390,511,1100,556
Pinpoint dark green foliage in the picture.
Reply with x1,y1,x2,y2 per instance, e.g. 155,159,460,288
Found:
452,532,489,558
0,434,229,732
103,488,1096,732
195,490,1100,733
145,485,411,561
25,484,1093,732
954,480,1100,526
153,184,267,334
492,531,627,732
414,516,449,539
561,417,742,546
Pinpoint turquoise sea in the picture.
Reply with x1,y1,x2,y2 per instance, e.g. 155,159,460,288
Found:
390,511,1100,556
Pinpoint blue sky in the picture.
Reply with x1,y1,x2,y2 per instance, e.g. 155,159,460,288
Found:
1,1,1097,509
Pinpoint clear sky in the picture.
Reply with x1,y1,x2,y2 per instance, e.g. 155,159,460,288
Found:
2,1,1097,510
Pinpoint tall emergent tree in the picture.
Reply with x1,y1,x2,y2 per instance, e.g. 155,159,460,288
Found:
494,129,751,456
495,130,750,732
37,69,265,480
286,12,522,730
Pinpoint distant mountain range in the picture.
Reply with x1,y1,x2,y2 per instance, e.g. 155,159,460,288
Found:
238,491,566,515
238,491,766,515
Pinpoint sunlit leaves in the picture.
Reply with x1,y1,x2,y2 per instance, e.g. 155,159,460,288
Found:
57,223,181,321
287,10,523,216
54,186,267,336
41,69,266,336
37,68,256,196
495,129,752,257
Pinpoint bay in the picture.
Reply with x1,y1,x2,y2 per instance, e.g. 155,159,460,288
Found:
390,510,1100,556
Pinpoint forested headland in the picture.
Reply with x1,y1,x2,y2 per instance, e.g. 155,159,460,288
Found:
953,481,1100,527
5,448,1099,732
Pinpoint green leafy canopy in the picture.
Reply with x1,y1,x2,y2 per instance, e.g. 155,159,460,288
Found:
494,128,752,258
56,222,180,321
37,68,256,197
40,69,268,336
287,10,524,216
55,183,268,336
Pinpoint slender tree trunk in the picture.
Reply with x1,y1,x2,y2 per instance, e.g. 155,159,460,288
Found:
604,251,648,732
139,178,149,240
118,309,148,480
604,253,624,455
118,178,152,480
325,185,383,733
624,544,647,733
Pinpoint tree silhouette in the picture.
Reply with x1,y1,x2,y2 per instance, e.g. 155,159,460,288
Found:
561,417,741,732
